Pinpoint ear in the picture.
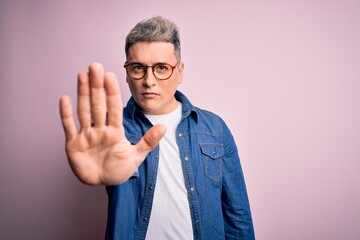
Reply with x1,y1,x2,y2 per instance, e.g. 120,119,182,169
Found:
124,61,129,83
177,62,184,84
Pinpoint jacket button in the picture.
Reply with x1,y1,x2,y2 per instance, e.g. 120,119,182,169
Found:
196,219,200,224
190,187,194,192
184,156,189,161
178,133,182,137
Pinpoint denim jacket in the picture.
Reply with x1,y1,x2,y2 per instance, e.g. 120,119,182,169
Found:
105,91,255,240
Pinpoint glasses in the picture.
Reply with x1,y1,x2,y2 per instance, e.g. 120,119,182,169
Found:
124,61,181,80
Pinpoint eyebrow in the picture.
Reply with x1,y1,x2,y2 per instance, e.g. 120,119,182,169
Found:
127,62,170,66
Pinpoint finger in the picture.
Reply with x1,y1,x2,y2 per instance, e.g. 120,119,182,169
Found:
77,72,91,129
89,62,107,127
136,124,167,157
59,95,77,141
104,72,123,128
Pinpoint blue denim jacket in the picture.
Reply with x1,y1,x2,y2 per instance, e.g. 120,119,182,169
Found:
105,91,255,240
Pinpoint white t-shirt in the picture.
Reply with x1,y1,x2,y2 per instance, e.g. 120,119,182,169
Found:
145,103,193,240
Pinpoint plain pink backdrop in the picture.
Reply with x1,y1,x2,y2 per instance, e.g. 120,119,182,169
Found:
1,1,359,239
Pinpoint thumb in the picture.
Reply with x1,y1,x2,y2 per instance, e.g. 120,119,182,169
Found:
136,124,167,153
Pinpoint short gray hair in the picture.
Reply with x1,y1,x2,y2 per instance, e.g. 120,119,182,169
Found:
125,16,181,61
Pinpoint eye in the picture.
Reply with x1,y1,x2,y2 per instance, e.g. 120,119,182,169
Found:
154,64,170,72
130,64,144,73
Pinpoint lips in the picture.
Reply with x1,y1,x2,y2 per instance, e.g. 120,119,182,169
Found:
142,92,159,99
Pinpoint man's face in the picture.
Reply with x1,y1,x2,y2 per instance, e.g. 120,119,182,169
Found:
126,41,184,115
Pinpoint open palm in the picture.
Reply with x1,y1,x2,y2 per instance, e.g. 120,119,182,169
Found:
59,63,166,185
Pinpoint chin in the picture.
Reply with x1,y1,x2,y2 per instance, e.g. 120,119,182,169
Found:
140,104,158,114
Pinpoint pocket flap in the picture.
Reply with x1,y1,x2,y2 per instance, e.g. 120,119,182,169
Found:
200,143,225,159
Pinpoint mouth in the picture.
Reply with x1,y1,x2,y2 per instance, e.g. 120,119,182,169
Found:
142,92,159,99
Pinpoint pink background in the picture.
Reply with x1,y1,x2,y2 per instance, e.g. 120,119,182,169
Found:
1,1,359,239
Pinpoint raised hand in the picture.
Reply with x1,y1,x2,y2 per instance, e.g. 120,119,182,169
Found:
59,63,166,185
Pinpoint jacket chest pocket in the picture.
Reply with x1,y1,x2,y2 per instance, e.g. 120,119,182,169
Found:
200,143,224,182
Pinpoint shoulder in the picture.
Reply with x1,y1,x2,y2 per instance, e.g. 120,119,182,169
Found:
190,106,230,137
177,91,227,128
195,106,226,125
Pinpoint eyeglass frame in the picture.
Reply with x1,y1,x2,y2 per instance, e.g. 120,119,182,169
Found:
123,61,181,80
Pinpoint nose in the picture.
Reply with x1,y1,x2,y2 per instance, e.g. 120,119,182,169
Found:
142,67,157,87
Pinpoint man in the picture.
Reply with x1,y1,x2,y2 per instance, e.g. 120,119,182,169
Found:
60,16,255,240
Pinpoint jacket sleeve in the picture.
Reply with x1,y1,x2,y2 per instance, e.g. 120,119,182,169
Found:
220,119,255,239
